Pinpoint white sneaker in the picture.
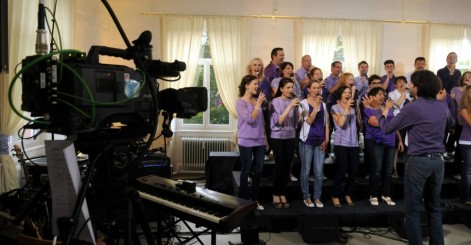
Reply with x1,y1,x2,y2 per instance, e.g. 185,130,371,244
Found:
303,199,314,208
264,155,270,161
382,196,396,206
290,175,298,181
256,202,264,210
370,197,379,206
314,200,324,208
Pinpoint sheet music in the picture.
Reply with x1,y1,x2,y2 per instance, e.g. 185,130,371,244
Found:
45,140,95,244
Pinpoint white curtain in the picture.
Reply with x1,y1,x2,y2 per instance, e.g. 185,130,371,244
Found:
206,17,251,118
160,16,204,90
428,24,465,73
295,19,341,77
342,21,383,75
0,0,75,193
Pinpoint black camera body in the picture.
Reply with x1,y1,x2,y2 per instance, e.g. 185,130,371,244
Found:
21,53,153,138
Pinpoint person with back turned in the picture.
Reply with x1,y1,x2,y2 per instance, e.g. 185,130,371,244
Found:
373,70,454,245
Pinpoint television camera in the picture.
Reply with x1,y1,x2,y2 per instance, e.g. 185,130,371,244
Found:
6,1,210,244
20,29,207,141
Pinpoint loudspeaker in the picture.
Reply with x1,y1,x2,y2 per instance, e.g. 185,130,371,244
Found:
389,213,429,239
298,214,339,243
205,152,240,195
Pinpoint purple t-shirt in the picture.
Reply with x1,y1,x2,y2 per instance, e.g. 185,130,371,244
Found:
376,97,454,155
270,97,297,139
363,107,395,147
331,104,358,147
380,75,396,94
301,103,326,146
324,74,339,92
236,99,265,147
261,63,279,101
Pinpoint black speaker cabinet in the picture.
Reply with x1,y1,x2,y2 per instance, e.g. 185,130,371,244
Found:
205,151,240,195
298,214,340,243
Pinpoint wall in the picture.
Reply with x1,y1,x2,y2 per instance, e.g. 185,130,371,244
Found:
74,0,471,75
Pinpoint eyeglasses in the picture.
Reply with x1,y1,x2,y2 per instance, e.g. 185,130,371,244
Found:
371,82,381,85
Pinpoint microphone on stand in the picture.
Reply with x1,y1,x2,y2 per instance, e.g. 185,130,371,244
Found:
36,0,48,55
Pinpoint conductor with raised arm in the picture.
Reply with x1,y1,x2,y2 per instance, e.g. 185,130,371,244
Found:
373,70,454,245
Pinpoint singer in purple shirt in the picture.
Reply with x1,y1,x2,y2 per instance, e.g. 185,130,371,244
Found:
262,48,284,101
270,78,300,208
236,75,266,210
330,86,359,207
374,70,454,245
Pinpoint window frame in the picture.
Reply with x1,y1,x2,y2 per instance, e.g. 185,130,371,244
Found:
174,57,235,131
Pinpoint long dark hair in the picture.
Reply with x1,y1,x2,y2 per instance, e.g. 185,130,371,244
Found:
238,75,258,97
274,78,294,98
279,62,294,77
333,86,350,102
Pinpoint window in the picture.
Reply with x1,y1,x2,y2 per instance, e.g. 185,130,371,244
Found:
457,36,470,73
332,35,346,73
177,26,233,129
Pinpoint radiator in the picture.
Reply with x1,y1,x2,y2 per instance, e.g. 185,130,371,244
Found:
181,137,232,170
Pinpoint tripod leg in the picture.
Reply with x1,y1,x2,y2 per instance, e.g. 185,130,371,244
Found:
128,188,155,245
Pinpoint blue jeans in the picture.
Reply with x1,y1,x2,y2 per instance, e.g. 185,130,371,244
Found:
299,142,325,200
459,144,471,202
404,155,444,245
238,145,265,201
365,139,395,197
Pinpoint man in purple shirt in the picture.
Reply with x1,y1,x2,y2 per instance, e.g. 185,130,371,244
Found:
354,61,369,96
437,52,461,94
295,55,312,83
380,60,397,94
261,47,285,160
375,70,454,245
261,47,285,101
325,61,342,94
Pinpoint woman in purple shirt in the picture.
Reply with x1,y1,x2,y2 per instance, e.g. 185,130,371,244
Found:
299,80,330,208
236,75,266,210
458,85,471,206
270,78,300,208
363,87,403,206
331,86,359,207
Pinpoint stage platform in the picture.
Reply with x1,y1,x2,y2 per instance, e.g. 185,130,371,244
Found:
226,158,471,233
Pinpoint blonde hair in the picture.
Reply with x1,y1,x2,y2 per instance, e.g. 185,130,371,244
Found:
338,72,354,87
246,58,265,81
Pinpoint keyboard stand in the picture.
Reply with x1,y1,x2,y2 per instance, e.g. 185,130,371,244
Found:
156,214,217,245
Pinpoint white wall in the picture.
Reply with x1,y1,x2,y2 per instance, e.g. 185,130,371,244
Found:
74,0,471,76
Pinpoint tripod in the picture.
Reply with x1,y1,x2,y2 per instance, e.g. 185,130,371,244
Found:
54,142,155,245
